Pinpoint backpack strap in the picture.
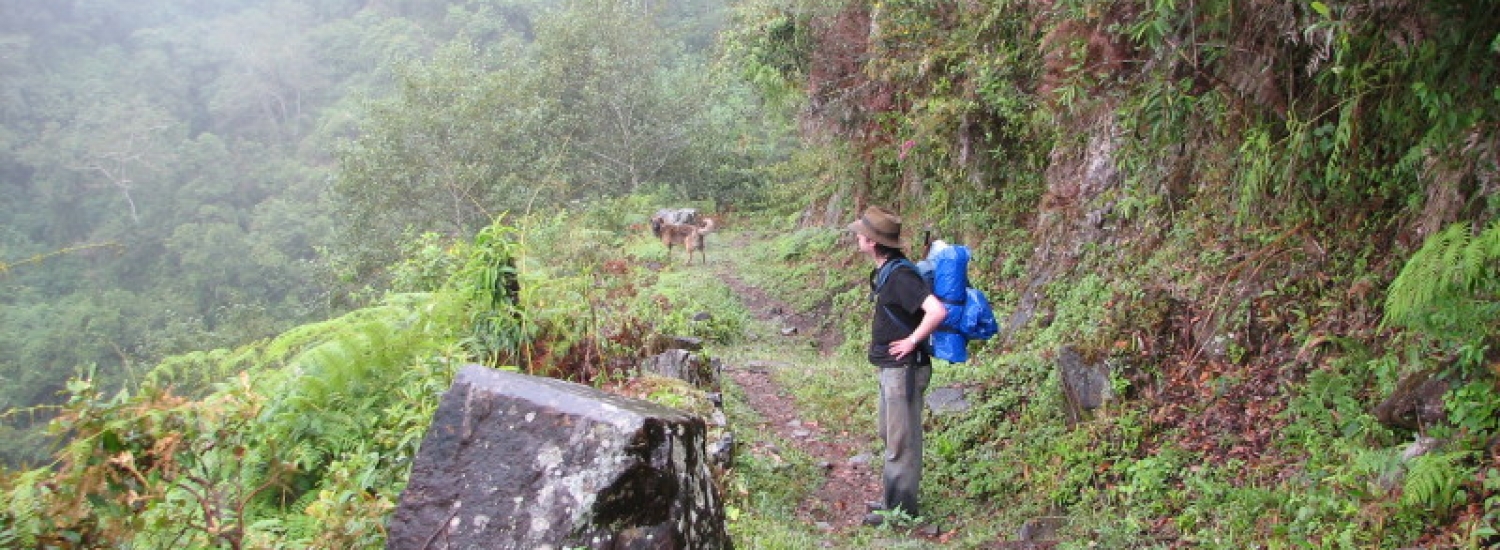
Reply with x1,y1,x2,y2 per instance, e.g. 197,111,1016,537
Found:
869,259,935,364
871,258,920,331
871,258,918,299
870,258,918,331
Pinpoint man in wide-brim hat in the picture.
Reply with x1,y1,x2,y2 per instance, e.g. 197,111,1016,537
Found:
847,205,946,526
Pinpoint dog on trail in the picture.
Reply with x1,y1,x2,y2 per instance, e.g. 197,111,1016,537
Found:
650,215,716,265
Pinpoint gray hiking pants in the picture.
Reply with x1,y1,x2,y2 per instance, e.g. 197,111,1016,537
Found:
877,364,931,516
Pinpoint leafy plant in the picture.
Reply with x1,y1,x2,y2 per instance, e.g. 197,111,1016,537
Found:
1384,219,1500,351
455,222,526,366
0,218,533,548
1402,451,1474,519
630,270,749,344
1472,467,1500,544
1445,381,1500,447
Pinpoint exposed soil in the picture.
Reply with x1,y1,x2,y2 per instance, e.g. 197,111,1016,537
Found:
724,367,883,527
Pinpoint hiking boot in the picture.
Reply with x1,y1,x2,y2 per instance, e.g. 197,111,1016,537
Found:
864,501,885,512
862,512,885,527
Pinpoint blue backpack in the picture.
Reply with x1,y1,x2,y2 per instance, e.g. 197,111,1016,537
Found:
873,242,998,363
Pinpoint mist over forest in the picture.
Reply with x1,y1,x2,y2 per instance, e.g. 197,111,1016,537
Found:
0,0,759,466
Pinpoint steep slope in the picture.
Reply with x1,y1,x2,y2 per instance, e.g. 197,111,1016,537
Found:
727,0,1500,545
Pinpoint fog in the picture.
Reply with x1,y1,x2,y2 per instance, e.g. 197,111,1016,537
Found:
0,0,738,466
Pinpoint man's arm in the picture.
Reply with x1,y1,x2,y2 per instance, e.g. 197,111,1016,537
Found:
889,294,948,359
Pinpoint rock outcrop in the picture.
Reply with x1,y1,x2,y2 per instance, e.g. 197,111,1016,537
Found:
1373,368,1450,431
386,365,731,550
1058,346,1114,424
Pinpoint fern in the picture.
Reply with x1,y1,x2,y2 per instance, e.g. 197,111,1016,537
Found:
1384,219,1500,344
1,469,50,547
142,346,265,396
1403,451,1474,516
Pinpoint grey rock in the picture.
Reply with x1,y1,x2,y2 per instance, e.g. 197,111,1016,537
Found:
708,432,735,470
387,365,731,550
648,335,705,353
1401,435,1442,462
742,360,780,372
1018,515,1066,541
1373,369,1450,431
1057,346,1113,424
925,386,971,415
642,349,720,390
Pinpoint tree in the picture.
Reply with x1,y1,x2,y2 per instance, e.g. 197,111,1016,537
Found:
532,0,705,197
329,0,775,284
332,42,553,283
201,3,330,142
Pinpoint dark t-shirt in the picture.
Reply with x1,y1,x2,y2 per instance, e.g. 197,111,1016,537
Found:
867,258,932,367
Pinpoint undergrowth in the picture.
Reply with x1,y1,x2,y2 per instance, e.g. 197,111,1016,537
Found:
0,204,753,548
729,179,1498,549
3,193,1494,547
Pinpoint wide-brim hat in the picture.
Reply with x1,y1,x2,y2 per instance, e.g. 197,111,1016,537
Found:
847,206,906,248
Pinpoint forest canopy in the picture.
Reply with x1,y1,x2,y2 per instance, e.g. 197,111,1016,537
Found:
0,0,759,467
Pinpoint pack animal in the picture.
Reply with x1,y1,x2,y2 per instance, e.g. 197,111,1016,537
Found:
650,216,716,265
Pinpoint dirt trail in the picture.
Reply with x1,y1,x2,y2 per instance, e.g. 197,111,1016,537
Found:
708,233,881,532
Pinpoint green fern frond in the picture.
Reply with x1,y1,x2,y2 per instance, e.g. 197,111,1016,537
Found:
248,510,320,545
1487,217,1500,256
1384,220,1500,340
1402,450,1473,514
1351,446,1403,484
286,441,325,472
1,469,49,547
287,481,325,513
142,346,264,395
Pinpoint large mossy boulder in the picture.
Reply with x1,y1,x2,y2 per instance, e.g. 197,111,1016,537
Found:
387,365,731,549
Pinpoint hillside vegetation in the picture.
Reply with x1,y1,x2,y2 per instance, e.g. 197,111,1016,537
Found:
721,0,1499,546
3,0,1499,548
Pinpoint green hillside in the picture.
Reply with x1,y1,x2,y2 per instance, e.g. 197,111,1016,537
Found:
3,0,1499,547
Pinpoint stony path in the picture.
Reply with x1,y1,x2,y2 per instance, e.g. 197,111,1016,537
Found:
704,233,879,532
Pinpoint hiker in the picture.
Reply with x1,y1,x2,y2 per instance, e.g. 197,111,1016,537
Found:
847,205,947,526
